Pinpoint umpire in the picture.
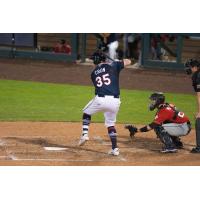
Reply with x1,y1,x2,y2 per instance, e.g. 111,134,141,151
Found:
185,58,200,153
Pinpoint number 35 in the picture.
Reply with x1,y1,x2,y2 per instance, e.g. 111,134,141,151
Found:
96,74,111,87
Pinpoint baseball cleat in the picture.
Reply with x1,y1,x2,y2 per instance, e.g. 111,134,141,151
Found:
78,134,89,146
160,147,177,153
191,147,200,153
171,136,183,149
108,148,120,156
175,142,183,149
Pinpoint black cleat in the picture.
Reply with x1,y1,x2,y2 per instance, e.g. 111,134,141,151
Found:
171,136,183,149
191,147,200,153
175,142,184,149
173,140,183,149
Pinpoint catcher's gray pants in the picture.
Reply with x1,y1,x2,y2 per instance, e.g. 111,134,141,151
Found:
162,122,191,137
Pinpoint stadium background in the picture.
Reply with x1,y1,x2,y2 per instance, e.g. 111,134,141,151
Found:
0,33,200,67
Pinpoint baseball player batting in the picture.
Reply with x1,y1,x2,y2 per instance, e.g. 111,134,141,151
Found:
78,50,131,156
125,92,191,153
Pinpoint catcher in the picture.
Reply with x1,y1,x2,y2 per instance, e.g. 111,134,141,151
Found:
125,92,191,153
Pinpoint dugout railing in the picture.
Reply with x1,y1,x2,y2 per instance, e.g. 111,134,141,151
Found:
140,33,200,69
0,33,79,62
0,33,199,70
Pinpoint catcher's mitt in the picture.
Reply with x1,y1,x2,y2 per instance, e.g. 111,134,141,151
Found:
125,124,138,138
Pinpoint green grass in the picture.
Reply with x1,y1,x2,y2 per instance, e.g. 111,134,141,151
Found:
0,79,196,126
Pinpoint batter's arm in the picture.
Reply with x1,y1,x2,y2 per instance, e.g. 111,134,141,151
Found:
123,59,132,67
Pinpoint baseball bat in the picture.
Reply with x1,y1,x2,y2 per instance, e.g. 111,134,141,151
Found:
97,48,115,62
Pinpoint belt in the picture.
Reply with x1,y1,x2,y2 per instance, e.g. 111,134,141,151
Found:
97,94,119,98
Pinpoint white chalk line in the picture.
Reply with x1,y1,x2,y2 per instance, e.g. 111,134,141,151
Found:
9,157,127,162
4,151,127,162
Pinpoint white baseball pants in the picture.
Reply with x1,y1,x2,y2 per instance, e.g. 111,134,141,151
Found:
83,95,121,127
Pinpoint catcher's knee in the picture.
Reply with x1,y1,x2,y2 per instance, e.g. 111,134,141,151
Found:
154,126,165,135
154,126,175,147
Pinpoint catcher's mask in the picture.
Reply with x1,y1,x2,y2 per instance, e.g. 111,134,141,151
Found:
149,92,165,111
184,58,200,75
90,51,106,65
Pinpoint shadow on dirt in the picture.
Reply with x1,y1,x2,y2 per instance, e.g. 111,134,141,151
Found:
4,135,194,155
3,136,107,155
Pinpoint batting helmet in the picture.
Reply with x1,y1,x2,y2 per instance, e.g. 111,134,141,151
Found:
90,51,106,65
149,92,165,111
184,58,200,75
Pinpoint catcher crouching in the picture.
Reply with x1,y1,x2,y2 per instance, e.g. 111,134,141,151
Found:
125,92,191,153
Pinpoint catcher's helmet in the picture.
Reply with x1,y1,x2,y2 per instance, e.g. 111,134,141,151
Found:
90,51,106,65
184,58,200,75
149,92,165,111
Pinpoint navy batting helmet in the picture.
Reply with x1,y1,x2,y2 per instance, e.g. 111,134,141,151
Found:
90,51,106,65
149,92,165,111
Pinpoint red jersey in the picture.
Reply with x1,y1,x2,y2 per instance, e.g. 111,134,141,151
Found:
153,103,189,125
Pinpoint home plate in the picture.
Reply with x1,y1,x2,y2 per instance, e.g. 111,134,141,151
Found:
44,147,68,151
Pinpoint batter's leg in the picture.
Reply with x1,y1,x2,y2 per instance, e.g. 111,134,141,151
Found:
78,113,91,146
107,126,119,156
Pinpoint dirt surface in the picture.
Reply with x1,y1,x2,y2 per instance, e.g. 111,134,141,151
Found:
0,122,198,166
0,58,198,166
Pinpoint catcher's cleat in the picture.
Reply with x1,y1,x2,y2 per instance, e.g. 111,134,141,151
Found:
124,124,138,138
175,141,183,149
160,147,177,153
78,134,89,146
171,136,183,149
108,148,120,156
191,147,200,153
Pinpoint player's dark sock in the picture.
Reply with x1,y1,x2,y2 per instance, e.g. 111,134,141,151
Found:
82,113,91,135
108,126,117,149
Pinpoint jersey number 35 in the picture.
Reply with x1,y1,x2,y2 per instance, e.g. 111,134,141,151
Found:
96,73,111,87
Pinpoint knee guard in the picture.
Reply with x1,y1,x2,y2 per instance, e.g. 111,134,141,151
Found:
154,126,175,148
195,118,200,147
82,113,91,125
